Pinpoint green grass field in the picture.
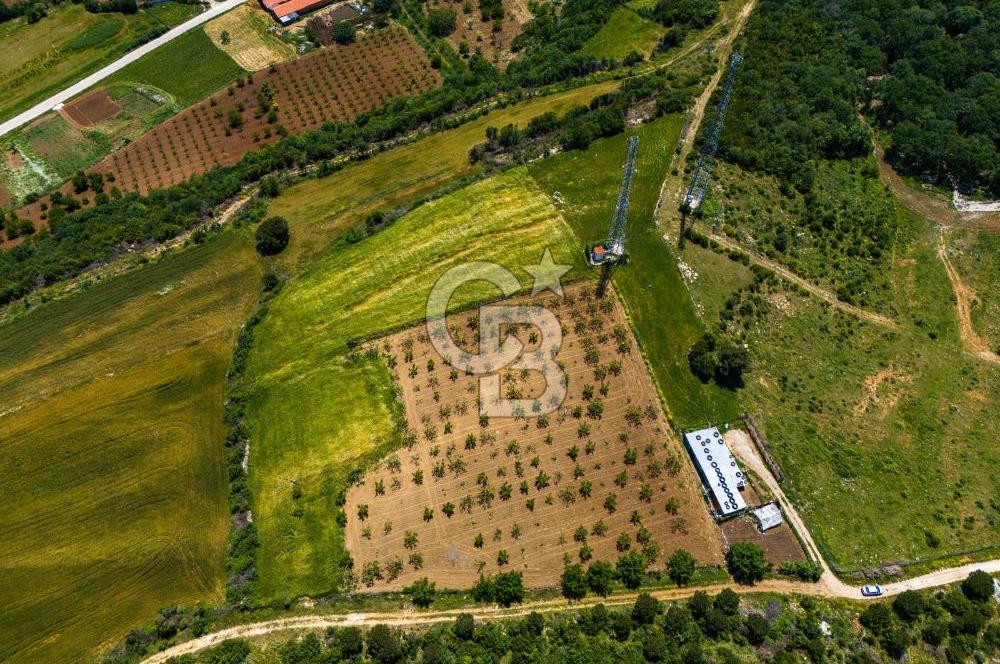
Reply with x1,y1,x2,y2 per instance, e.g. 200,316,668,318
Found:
16,114,111,180
268,81,617,272
0,2,199,123
245,168,583,601
104,27,244,107
679,165,1000,571
581,7,666,60
0,234,262,663
528,115,741,427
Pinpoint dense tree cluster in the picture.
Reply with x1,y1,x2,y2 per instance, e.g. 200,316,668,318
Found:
720,0,869,190
507,0,627,86
649,0,719,29
254,216,290,256
722,0,999,194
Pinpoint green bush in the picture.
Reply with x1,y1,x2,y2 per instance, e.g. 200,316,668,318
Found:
254,216,290,256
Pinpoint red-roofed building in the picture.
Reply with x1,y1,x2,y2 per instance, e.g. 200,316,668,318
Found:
264,0,363,24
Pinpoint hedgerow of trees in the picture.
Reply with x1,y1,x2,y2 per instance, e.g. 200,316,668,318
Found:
121,570,1000,664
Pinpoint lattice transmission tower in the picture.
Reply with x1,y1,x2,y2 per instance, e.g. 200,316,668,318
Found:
683,52,744,212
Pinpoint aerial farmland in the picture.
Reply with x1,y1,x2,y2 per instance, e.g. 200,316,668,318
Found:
1,0,998,661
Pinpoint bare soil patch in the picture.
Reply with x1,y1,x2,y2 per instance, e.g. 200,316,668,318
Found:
345,283,725,591
852,365,913,417
62,89,121,128
721,516,806,565
430,0,528,68
6,149,24,169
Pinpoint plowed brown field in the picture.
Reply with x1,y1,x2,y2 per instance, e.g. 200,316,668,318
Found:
345,284,725,591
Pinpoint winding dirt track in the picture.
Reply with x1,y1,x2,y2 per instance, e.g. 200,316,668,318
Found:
869,142,1000,363
936,232,1000,365
142,560,1000,664
705,231,900,331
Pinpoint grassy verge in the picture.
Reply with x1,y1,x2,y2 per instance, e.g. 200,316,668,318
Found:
244,168,583,602
528,114,741,428
0,233,263,663
0,2,199,123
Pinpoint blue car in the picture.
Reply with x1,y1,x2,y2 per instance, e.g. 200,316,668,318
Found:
861,584,883,597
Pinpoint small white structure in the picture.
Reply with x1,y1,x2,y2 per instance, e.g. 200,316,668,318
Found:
953,190,1000,213
684,427,747,516
752,503,783,532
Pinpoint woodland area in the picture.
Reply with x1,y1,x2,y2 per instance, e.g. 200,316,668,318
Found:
723,0,998,195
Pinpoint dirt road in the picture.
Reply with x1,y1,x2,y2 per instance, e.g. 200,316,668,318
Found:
872,145,1000,233
142,558,1000,663
936,232,1000,365
652,0,757,221
706,232,900,331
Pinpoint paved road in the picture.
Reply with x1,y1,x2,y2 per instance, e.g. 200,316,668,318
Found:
0,0,245,138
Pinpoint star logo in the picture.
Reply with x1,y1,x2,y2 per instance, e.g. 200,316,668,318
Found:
525,247,572,297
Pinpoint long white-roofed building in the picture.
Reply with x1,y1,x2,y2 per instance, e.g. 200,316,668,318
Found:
683,427,747,517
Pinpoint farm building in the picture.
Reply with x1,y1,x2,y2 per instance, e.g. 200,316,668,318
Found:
683,427,747,516
752,503,783,532
263,0,363,25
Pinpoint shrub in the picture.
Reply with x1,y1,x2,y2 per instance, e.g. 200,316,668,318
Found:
726,542,769,585
961,569,995,602
428,7,457,36
405,577,436,608
777,560,823,582
255,216,290,255
587,561,615,597
746,613,769,645
667,548,696,586
616,551,647,590
454,613,475,640
366,624,402,664
892,590,925,621
560,564,587,600
332,20,356,44
632,592,662,625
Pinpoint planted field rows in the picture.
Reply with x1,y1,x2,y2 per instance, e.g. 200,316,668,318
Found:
101,26,440,194
345,284,725,591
